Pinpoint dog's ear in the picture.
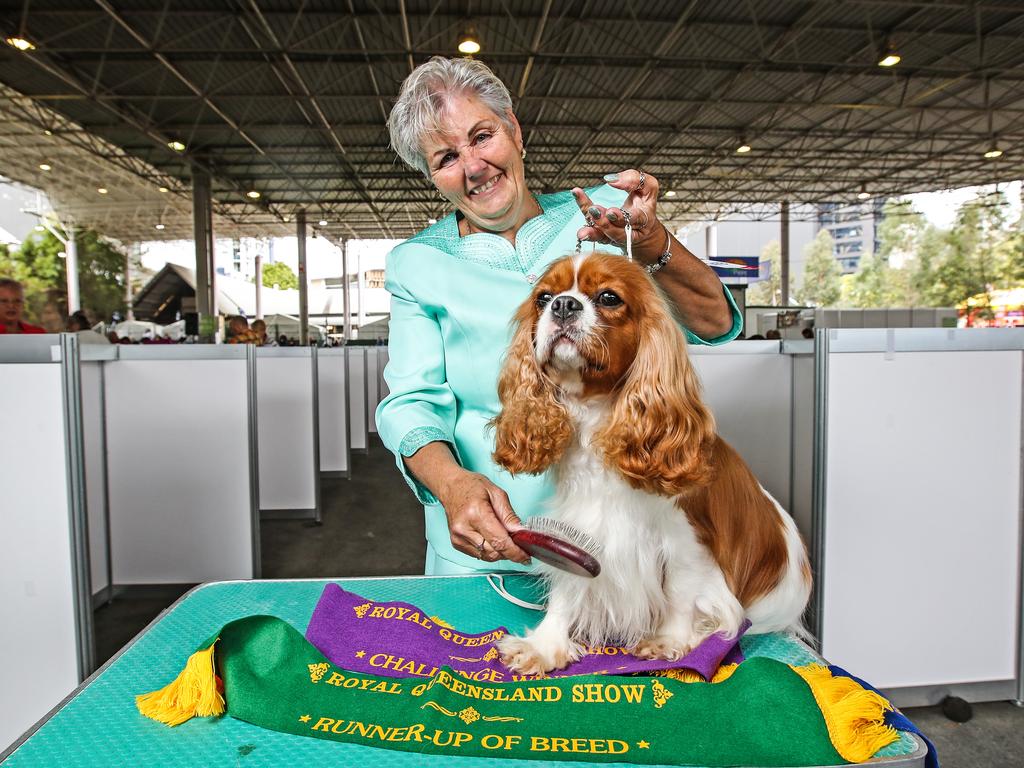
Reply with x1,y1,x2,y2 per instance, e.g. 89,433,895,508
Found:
595,302,715,496
491,303,572,475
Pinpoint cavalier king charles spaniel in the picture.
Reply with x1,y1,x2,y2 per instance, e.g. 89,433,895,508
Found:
491,252,812,675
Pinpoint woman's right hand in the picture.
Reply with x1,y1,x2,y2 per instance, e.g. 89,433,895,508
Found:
437,469,532,565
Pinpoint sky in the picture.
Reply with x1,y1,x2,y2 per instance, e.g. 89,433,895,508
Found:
907,180,1021,229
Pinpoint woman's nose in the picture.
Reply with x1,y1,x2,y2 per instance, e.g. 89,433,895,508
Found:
463,153,487,180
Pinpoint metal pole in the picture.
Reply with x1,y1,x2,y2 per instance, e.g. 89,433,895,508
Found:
125,247,134,320
66,224,80,313
254,252,263,319
356,243,365,332
342,239,352,341
191,169,215,319
780,200,791,307
297,209,309,345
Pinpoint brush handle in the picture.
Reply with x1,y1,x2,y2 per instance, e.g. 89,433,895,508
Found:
511,528,601,578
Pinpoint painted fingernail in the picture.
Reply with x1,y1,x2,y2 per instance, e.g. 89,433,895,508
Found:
587,206,601,218
607,211,618,222
603,173,619,182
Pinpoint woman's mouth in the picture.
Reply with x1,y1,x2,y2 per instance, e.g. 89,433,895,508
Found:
469,173,503,196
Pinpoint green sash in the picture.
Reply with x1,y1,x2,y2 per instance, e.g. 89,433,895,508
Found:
138,615,898,766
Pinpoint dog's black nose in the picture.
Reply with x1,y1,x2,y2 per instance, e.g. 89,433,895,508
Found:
550,295,583,321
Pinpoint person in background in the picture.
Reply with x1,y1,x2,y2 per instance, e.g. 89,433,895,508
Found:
0,278,45,334
375,56,742,575
226,315,260,345
802,327,815,339
765,328,782,340
67,310,111,344
250,318,268,346
39,299,66,333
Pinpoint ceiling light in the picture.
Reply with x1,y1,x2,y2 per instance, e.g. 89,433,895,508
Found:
246,190,261,199
458,23,481,55
318,219,328,227
43,129,52,136
155,223,166,230
38,163,51,171
34,225,44,232
97,187,108,194
878,53,901,67
736,142,752,154
984,146,1003,159
857,184,870,200
665,190,677,198
5,36,35,51
167,140,186,152
158,186,169,193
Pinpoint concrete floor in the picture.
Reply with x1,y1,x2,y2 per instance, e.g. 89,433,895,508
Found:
94,435,1023,767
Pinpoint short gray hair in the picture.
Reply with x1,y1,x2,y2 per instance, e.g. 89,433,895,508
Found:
388,56,515,177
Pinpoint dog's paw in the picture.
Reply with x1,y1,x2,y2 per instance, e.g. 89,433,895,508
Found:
632,635,695,662
497,635,578,675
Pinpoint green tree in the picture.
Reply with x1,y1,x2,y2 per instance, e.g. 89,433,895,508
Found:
745,240,781,305
0,227,135,323
262,261,298,290
795,230,841,306
876,198,925,267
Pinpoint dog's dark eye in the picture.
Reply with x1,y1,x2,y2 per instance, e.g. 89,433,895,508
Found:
536,291,554,307
597,290,623,307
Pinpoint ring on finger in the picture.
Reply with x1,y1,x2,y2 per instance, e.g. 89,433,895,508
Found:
476,538,487,559
585,214,595,227
635,170,646,192
626,208,649,230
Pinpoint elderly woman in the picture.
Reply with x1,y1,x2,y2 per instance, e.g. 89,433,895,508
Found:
376,56,741,575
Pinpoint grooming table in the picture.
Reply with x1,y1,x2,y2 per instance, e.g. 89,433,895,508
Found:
0,576,927,767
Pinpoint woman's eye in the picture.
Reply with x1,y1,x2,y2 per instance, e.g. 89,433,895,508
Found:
536,292,554,307
439,152,457,167
474,131,493,145
597,291,623,307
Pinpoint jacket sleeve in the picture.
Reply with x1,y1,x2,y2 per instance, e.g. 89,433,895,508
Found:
374,247,460,505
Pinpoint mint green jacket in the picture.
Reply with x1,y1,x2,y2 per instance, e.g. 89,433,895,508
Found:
375,186,742,573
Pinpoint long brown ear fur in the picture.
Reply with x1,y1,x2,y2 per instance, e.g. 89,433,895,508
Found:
491,305,572,475
595,299,715,496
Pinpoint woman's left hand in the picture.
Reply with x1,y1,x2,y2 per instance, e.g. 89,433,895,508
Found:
572,169,668,263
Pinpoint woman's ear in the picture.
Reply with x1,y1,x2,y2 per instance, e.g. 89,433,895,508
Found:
595,303,715,496
491,305,572,475
505,108,524,153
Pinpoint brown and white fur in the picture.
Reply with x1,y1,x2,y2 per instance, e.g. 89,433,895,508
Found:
491,252,811,675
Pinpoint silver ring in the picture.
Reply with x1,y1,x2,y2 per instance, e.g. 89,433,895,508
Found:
636,171,646,192
625,209,649,230
476,538,487,559
585,214,595,227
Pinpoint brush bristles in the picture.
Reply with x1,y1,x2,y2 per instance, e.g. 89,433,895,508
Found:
525,517,601,555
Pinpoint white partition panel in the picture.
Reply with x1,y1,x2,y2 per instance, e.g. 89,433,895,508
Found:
0,337,88,753
80,361,110,602
256,348,319,518
366,347,380,433
690,342,792,508
105,349,256,583
317,349,350,477
347,346,368,452
818,329,1023,703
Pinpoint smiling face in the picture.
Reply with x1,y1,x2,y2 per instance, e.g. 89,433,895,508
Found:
525,254,657,398
421,94,532,235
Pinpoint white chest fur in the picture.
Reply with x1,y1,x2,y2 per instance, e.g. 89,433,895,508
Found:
544,400,728,648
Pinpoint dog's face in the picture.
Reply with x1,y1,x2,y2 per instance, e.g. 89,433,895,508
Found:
527,253,658,398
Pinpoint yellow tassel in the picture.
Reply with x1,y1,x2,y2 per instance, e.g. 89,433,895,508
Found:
655,663,738,684
136,643,225,726
792,664,899,763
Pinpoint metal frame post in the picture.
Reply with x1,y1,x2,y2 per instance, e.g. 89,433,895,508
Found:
297,210,309,345
191,168,215,319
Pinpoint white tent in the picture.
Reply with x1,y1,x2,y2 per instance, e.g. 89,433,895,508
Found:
261,313,326,342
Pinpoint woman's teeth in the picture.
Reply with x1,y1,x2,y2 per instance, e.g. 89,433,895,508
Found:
470,174,502,195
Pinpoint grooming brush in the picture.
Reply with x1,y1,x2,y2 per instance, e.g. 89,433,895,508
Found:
510,518,601,578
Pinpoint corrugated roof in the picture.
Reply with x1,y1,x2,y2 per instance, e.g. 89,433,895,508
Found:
0,0,1021,243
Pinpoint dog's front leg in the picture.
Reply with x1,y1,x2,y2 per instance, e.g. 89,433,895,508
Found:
497,583,582,675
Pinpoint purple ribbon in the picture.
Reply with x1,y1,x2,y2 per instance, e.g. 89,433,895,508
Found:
306,584,744,684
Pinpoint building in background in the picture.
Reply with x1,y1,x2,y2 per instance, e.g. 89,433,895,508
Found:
816,199,885,272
